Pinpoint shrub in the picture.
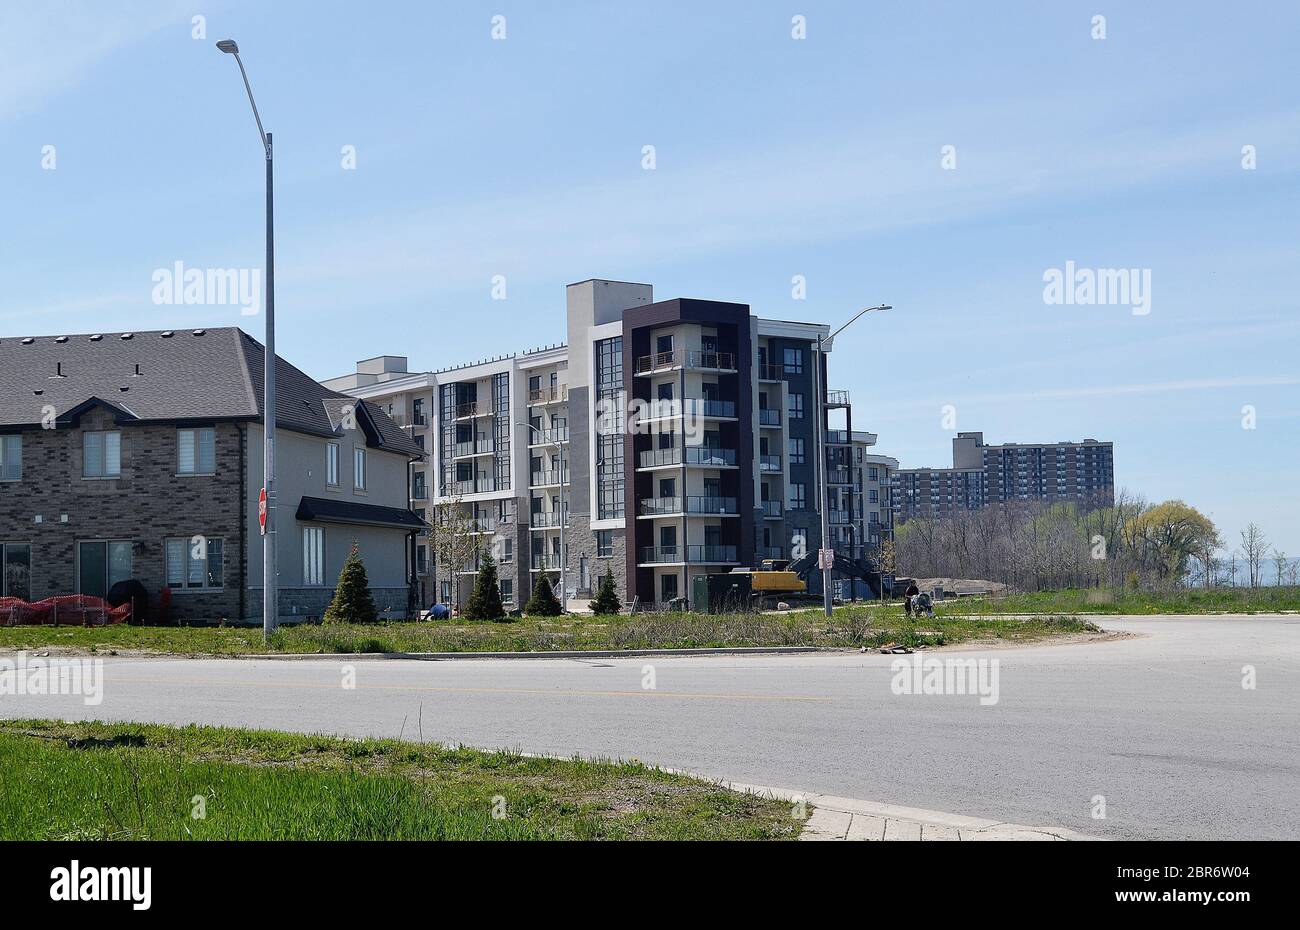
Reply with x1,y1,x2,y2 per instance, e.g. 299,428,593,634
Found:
524,575,563,617
324,543,378,624
589,566,622,615
463,552,507,621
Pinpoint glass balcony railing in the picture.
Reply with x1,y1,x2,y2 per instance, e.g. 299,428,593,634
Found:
760,454,781,472
531,554,563,571
528,385,568,404
639,447,738,468
634,349,737,374
638,545,738,564
454,439,494,457
757,363,784,381
530,468,569,487
761,501,783,518
758,409,781,427
530,510,567,529
639,496,738,516
528,427,569,445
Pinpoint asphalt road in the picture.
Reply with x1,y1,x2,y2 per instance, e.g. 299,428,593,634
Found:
3,615,1297,840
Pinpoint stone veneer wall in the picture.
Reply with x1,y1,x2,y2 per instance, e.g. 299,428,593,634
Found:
564,515,627,604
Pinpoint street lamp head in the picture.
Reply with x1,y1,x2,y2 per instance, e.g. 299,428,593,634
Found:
216,39,239,54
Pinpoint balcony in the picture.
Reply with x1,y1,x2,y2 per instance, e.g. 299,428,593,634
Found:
825,429,850,445
530,510,567,530
826,467,852,485
439,479,505,497
528,427,569,445
634,349,737,375
760,454,781,472
453,401,484,420
453,439,495,458
528,385,568,405
637,545,739,565
761,501,783,519
530,468,569,488
687,398,735,419
826,390,851,408
758,409,781,427
757,363,785,382
637,447,738,469
467,516,501,534
531,554,563,571
756,546,784,561
639,496,738,517
828,510,851,525
411,485,429,501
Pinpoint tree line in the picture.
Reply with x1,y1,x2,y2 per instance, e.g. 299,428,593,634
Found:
893,490,1294,591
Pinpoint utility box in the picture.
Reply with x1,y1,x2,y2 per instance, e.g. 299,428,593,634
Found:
692,573,752,613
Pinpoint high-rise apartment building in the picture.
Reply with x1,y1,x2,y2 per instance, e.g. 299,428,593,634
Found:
324,279,883,610
895,431,1114,523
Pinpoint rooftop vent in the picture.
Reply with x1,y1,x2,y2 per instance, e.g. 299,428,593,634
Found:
21,337,34,345
33,389,43,396
192,329,206,336
161,331,174,338
119,386,130,392
55,336,68,344
90,334,103,342
120,333,134,340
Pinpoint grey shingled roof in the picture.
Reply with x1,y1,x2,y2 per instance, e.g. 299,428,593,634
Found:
0,327,423,458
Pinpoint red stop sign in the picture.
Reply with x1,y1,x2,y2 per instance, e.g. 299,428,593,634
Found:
258,488,267,536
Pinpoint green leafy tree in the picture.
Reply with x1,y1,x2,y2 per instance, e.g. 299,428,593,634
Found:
464,551,507,621
524,574,563,617
324,542,378,624
589,566,622,615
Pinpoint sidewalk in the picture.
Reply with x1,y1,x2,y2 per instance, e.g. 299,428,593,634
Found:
723,782,1102,841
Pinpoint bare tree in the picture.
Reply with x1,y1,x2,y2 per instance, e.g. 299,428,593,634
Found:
428,496,481,614
1240,524,1269,588
1272,548,1288,588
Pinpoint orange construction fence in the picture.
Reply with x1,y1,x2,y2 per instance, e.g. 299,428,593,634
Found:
0,595,132,627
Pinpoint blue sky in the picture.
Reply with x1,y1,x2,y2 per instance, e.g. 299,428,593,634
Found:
2,0,1297,552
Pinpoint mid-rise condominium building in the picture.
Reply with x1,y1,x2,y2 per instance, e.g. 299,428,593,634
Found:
895,431,1114,523
324,279,888,611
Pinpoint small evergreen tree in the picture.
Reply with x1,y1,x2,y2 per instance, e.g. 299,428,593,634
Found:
324,542,378,624
463,551,507,621
524,574,562,617
589,566,622,615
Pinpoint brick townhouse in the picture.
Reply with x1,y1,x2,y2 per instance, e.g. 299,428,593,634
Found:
0,327,424,623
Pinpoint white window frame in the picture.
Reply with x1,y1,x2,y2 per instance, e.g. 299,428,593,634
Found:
353,446,367,491
303,526,326,586
326,442,340,487
0,435,21,481
164,536,225,592
83,430,122,478
177,427,216,476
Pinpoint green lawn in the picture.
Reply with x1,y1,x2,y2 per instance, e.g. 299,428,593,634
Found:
926,586,1300,616
0,609,1101,656
0,720,799,841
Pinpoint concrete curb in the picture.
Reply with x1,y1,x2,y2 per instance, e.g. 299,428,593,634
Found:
224,646,826,662
715,781,1104,842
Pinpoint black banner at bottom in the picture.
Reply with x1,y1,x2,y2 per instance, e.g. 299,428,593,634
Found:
2,840,1285,916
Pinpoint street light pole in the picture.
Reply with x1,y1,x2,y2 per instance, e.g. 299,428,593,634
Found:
517,422,566,612
815,304,893,618
217,40,277,639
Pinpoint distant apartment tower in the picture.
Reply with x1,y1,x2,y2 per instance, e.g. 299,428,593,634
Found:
325,279,878,610
895,431,1114,523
